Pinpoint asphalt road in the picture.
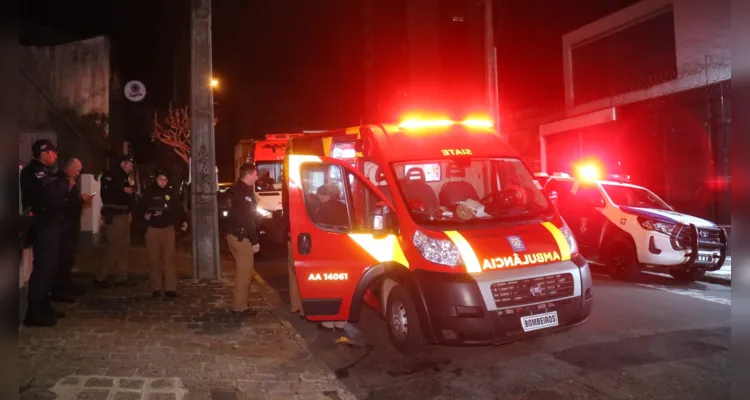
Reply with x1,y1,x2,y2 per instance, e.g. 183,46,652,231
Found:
254,246,730,400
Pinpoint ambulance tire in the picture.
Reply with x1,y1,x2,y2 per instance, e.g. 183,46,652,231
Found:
607,239,641,282
385,285,426,355
669,269,705,283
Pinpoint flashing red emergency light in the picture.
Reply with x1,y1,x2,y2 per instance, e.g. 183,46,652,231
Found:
574,162,603,182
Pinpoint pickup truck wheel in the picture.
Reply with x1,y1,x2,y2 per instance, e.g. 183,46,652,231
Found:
607,240,641,281
670,269,705,283
385,284,426,355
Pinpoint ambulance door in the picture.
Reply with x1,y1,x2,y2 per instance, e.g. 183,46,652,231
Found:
288,155,406,322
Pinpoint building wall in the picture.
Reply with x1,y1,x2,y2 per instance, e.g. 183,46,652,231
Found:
20,36,111,128
562,0,730,115
19,35,115,173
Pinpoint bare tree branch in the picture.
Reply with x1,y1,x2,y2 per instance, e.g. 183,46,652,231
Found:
152,104,219,165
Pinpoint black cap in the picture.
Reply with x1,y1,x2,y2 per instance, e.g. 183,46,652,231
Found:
153,168,168,178
119,155,134,164
32,139,57,154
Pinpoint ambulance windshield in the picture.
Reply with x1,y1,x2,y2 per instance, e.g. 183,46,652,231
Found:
601,184,672,211
392,158,552,226
255,161,283,192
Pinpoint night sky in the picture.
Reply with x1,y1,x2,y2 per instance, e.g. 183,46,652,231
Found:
21,0,639,181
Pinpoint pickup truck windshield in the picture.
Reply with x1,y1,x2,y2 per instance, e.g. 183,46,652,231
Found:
601,184,672,211
391,158,552,226
255,161,283,192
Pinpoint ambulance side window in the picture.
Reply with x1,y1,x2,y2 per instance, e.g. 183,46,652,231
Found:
344,172,383,233
300,163,352,232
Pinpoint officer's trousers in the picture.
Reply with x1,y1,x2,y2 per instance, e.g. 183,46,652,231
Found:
98,214,131,282
27,223,61,316
53,219,79,297
226,234,256,312
145,226,177,291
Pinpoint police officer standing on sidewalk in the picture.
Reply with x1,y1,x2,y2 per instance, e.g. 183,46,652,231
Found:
51,158,93,302
226,163,261,315
19,139,69,327
138,170,188,299
96,155,136,288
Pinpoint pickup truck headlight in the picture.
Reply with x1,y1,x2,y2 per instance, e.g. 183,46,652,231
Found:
637,216,678,236
256,207,272,218
412,230,462,267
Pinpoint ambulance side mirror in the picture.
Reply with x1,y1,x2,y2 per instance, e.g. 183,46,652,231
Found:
372,203,396,239
548,190,559,209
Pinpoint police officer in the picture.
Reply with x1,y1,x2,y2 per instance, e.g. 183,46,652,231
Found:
138,170,188,299
226,163,260,315
96,155,136,288
19,139,69,326
52,158,93,302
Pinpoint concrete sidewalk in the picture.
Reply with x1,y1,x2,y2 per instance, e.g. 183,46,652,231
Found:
20,245,356,400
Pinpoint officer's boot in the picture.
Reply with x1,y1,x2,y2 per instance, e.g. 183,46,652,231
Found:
43,299,66,319
24,303,56,327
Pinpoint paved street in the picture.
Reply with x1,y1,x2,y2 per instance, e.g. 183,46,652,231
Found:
254,247,731,400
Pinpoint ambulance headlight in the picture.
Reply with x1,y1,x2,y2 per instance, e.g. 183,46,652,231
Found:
256,207,272,218
412,230,462,267
560,224,579,255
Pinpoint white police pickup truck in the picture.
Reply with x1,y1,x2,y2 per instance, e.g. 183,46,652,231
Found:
535,172,727,283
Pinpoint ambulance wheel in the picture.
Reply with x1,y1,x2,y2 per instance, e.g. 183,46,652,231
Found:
670,269,705,283
385,285,425,355
607,239,641,281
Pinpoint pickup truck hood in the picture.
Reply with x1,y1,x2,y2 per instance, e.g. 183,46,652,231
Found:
620,206,717,228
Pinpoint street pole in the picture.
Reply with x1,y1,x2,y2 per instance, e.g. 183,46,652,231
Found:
484,0,503,141
190,0,221,280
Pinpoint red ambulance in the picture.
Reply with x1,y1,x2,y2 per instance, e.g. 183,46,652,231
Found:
282,116,593,353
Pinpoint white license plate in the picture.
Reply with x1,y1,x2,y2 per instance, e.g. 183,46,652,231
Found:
520,311,559,332
698,254,713,262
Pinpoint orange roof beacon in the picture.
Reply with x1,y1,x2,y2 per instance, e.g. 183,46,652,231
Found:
282,115,593,354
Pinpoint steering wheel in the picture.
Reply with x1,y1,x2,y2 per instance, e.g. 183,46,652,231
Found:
480,188,524,208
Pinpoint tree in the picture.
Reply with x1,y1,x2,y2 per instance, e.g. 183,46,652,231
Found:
153,104,218,165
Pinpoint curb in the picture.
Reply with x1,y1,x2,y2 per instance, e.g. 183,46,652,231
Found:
252,272,359,400
701,274,731,286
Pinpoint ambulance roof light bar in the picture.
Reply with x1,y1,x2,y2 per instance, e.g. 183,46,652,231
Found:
398,115,494,130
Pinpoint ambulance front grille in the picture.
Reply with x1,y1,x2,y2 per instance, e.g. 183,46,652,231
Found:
491,273,575,308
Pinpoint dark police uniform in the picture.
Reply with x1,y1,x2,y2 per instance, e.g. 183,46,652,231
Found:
138,177,187,297
53,170,84,301
19,139,69,326
226,178,259,312
97,155,136,286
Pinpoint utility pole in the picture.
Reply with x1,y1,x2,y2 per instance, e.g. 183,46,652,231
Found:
190,0,221,280
484,0,503,140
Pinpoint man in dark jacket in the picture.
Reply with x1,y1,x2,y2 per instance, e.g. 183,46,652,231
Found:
226,163,260,315
52,158,93,302
96,155,136,287
19,139,69,327
138,170,188,298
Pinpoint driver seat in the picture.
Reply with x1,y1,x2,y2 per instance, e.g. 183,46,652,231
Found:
374,167,393,202
439,164,479,208
402,168,439,210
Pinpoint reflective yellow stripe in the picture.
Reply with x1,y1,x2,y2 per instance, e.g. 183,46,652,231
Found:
445,231,482,273
541,222,571,261
288,155,322,187
348,234,409,268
